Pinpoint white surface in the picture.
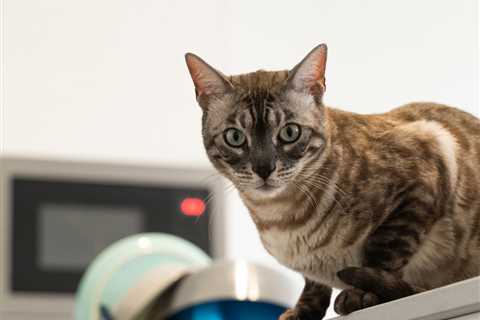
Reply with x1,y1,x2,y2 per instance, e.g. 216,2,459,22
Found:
330,277,480,320
454,314,480,320
1,1,478,319
452,312,480,320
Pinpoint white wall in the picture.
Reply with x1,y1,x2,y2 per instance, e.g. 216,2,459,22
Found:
2,0,229,166
2,1,478,318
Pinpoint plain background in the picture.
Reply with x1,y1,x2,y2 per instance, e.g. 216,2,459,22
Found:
1,1,479,318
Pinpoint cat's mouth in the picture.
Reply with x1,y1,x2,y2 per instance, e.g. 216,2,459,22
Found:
255,182,278,192
251,182,287,198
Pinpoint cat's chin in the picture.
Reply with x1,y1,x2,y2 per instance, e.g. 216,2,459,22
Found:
256,183,277,192
242,183,287,200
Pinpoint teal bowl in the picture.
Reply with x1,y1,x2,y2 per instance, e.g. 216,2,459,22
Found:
75,233,211,320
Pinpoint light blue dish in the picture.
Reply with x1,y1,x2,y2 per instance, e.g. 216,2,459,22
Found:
75,233,211,320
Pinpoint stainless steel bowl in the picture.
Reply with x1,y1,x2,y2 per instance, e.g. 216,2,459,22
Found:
135,260,301,320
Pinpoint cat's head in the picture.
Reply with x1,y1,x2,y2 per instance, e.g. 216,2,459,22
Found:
186,44,329,200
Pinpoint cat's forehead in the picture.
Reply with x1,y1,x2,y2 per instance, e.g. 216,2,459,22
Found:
229,70,290,92
205,69,321,130
228,70,318,112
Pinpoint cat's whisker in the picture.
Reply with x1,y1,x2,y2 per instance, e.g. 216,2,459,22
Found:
299,177,349,216
295,169,348,213
309,176,347,198
293,181,318,211
292,179,335,214
297,168,348,197
205,181,236,246
313,174,348,197
291,182,311,209
200,172,223,184
298,166,336,186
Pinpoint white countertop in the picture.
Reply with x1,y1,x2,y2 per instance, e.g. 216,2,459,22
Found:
332,277,480,320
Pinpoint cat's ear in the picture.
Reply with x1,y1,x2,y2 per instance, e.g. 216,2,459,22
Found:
185,53,233,101
287,44,328,98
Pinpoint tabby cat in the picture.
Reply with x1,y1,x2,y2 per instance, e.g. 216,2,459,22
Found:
185,44,480,319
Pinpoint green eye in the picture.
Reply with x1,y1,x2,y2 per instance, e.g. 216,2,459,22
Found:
279,123,301,143
224,128,246,147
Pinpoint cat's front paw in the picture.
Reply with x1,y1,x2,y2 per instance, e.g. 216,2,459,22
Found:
279,307,325,320
279,308,300,320
334,288,379,315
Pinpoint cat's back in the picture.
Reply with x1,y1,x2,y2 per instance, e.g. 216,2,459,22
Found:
387,102,479,134
385,102,480,174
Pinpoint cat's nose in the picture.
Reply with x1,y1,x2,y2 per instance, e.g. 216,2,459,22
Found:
253,162,276,180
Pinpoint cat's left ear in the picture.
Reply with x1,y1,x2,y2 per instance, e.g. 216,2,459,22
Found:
287,44,328,99
185,53,233,103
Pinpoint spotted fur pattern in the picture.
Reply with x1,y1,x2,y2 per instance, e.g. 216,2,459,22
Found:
185,45,480,319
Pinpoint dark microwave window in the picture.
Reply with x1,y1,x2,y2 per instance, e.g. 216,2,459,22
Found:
11,177,211,293
38,204,144,271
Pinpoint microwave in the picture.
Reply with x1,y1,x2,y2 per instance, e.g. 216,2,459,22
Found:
0,157,226,320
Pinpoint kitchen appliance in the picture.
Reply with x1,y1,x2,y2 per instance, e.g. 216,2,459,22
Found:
0,157,226,320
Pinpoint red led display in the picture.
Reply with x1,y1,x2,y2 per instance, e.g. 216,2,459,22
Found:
180,198,206,217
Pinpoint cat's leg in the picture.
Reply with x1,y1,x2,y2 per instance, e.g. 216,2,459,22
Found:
279,279,331,320
335,206,430,315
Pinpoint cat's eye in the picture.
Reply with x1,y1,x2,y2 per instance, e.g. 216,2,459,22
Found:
279,123,301,143
224,128,246,147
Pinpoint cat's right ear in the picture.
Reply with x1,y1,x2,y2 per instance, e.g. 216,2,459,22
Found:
287,44,328,100
185,53,233,106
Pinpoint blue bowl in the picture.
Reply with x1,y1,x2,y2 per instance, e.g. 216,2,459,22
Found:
168,300,286,320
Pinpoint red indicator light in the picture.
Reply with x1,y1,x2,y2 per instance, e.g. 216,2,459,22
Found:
180,198,206,217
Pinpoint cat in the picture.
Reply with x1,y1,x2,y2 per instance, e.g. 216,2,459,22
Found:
185,44,480,319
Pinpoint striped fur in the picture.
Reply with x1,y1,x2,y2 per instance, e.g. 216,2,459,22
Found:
185,46,480,319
